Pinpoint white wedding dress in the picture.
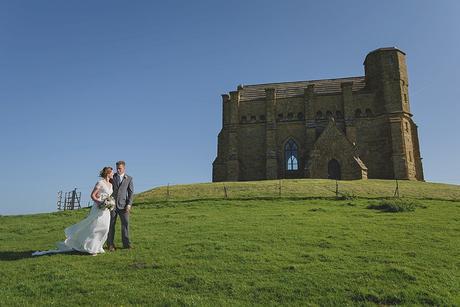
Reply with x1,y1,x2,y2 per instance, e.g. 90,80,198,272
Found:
32,180,113,256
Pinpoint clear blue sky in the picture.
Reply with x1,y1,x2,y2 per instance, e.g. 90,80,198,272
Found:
1,0,459,215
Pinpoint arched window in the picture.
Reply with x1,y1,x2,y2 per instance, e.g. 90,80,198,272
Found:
297,112,304,120
278,113,284,120
285,139,299,171
335,111,343,119
316,111,323,120
388,55,395,65
287,112,294,120
328,159,341,180
326,110,333,118
259,115,266,121
241,116,247,122
355,109,362,118
365,108,373,117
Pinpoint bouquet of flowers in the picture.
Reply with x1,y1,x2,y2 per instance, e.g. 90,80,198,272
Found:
98,195,115,211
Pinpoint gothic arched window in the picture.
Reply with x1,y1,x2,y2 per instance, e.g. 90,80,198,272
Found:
285,139,299,171
328,159,341,180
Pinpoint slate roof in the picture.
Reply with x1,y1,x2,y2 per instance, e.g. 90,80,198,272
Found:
236,76,366,102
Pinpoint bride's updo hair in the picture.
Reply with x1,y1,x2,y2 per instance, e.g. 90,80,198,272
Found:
99,166,113,178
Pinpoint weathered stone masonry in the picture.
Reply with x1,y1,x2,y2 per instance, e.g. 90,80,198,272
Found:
213,47,424,181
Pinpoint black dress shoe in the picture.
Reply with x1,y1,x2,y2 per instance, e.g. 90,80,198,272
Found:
108,245,116,252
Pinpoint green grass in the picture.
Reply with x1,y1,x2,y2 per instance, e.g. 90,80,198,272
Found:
1,179,459,306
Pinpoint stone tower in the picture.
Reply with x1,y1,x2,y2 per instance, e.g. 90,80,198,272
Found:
363,48,423,180
213,47,424,182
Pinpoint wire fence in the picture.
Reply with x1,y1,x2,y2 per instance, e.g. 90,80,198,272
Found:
134,179,459,204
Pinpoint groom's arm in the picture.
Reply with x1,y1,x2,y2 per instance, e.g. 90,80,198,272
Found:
127,177,134,207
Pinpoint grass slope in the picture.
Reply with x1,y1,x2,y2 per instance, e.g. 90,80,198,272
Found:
136,179,460,202
1,179,459,306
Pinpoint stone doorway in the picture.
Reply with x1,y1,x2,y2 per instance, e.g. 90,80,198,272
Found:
328,159,341,180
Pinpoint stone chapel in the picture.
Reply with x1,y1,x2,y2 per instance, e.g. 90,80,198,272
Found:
212,47,424,181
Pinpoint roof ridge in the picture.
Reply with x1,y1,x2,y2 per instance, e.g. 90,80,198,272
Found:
241,76,365,88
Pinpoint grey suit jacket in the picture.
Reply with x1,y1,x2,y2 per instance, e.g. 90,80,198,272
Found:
112,173,134,210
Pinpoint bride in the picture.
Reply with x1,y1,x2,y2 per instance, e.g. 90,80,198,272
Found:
32,167,114,256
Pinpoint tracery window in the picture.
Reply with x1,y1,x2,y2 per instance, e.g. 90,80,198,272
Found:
285,139,299,171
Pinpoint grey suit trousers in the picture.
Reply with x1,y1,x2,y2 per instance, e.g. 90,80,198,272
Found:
107,208,130,247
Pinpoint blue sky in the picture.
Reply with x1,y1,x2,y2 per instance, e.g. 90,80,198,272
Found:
1,0,459,215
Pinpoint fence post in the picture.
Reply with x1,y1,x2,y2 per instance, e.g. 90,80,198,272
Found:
223,184,228,199
393,179,400,198
278,179,282,198
166,183,170,201
335,180,339,197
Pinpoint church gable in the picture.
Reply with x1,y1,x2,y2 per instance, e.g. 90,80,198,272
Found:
307,119,368,180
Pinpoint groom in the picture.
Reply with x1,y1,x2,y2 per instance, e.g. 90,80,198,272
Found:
107,160,134,251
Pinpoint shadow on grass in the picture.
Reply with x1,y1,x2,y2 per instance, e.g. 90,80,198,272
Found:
0,250,91,261
135,195,460,208
135,196,345,207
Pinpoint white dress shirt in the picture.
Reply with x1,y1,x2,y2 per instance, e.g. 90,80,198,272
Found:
118,173,125,184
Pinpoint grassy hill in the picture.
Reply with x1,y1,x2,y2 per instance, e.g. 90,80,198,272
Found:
1,179,459,306
136,179,460,202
